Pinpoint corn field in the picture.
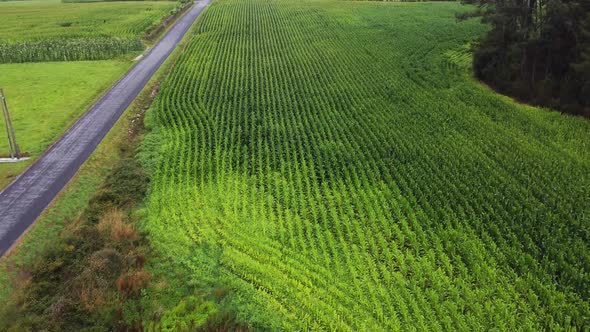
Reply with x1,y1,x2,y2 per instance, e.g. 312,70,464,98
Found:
141,0,590,330
0,37,143,63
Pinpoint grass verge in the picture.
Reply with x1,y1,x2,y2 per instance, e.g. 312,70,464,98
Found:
0,64,157,330
0,60,132,189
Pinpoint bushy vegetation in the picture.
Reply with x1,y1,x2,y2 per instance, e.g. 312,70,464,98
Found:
0,156,149,331
459,0,590,116
0,85,158,329
140,0,590,330
0,0,177,63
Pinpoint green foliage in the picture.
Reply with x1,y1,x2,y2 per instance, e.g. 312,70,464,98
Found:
0,61,131,189
160,296,218,331
142,0,590,330
0,37,143,63
138,127,164,178
0,0,177,63
460,0,590,116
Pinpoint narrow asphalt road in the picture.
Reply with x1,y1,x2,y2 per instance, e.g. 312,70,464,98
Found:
0,0,210,256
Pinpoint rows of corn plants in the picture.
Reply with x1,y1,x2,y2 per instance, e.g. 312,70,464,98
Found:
0,37,143,63
141,0,590,329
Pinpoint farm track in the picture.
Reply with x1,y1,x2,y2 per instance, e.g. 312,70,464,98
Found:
0,0,210,256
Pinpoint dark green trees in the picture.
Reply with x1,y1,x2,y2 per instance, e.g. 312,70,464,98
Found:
461,0,590,116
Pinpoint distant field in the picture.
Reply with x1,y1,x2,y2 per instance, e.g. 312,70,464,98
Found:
0,0,177,62
0,61,131,188
142,0,590,330
0,0,176,41
61,0,176,3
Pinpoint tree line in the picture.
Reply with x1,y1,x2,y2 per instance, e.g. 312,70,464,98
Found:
459,0,590,117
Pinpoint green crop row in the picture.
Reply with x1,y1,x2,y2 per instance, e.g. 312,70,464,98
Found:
0,37,143,63
140,0,590,330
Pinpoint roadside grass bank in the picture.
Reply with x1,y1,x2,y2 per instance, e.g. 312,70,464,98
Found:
0,62,156,331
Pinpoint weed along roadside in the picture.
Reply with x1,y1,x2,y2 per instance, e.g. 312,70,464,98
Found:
0,70,156,330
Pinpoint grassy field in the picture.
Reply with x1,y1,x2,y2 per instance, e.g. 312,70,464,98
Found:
0,0,176,41
0,61,132,188
0,0,178,62
140,0,590,330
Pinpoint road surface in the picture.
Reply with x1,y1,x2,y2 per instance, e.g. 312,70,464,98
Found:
0,0,210,256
